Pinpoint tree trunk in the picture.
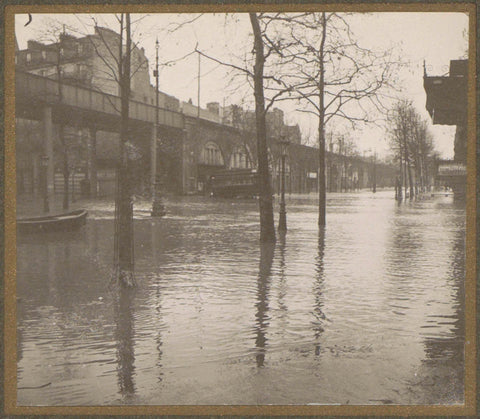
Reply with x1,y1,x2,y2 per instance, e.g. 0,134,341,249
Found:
407,159,414,199
403,142,408,198
114,13,135,287
250,13,275,243
423,157,429,192
318,12,327,226
404,140,414,200
398,153,403,200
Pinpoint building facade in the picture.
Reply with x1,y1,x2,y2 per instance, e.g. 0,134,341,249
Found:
424,59,467,196
15,27,396,200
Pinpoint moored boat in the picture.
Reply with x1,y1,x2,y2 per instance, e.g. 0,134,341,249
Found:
17,209,88,233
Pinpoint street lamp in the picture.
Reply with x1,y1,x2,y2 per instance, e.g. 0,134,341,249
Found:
278,137,290,232
41,155,49,213
151,37,166,217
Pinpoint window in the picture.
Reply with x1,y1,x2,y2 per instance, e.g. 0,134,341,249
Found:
41,50,46,60
77,44,83,55
201,142,224,166
26,53,31,62
229,147,249,169
76,64,86,74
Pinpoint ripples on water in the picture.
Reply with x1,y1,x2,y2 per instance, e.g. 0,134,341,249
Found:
16,191,465,405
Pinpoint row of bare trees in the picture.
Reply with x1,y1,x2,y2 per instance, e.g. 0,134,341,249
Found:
196,12,401,242
388,100,437,200
27,12,403,285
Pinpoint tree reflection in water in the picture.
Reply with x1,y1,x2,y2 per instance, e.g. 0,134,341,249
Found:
276,233,288,338
114,287,136,402
313,227,327,356
254,242,275,368
416,227,465,404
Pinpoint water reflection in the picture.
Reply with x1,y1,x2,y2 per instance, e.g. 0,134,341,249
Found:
313,228,326,356
276,233,288,340
151,224,164,383
16,192,466,405
415,226,465,404
254,243,275,368
114,287,136,402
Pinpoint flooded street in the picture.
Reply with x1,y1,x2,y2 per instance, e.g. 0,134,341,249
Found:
16,190,465,406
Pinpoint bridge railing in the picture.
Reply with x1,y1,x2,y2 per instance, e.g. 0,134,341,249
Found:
16,71,185,129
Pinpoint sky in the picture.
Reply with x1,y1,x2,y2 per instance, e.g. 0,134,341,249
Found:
15,12,469,159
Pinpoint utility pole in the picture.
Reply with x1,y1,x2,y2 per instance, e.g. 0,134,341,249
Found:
197,51,201,119
151,38,166,217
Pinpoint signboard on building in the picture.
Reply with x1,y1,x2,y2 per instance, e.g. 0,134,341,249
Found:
307,172,317,179
437,163,467,177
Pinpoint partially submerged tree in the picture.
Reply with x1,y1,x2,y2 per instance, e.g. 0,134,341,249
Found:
195,13,298,242
74,14,148,286
388,100,436,199
249,12,276,243
271,12,401,225
113,13,135,287
73,13,139,285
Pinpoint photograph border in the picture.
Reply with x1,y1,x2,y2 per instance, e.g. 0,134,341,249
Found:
3,1,477,416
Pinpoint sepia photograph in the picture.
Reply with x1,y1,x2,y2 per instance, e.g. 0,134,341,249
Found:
4,3,476,415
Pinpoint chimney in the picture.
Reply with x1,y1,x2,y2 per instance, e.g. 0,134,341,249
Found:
207,102,220,115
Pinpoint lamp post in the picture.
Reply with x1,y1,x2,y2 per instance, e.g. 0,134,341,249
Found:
278,137,290,232
151,37,166,217
41,155,49,213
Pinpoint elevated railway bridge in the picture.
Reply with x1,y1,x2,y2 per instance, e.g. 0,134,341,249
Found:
15,71,395,197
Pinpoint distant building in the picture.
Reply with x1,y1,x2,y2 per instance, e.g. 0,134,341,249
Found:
15,27,181,196
16,27,179,110
424,59,467,162
424,59,467,196
15,26,396,199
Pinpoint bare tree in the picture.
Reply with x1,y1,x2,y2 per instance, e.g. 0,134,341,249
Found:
194,13,299,243
249,13,277,242
411,119,435,193
388,100,436,199
67,14,146,286
389,100,412,199
113,13,135,287
271,12,401,225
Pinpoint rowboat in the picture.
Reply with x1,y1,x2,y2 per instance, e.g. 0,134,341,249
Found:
17,209,88,233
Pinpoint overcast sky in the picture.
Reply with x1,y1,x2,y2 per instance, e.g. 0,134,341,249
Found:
15,12,469,159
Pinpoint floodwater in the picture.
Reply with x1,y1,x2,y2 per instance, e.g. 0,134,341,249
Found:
16,190,465,406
